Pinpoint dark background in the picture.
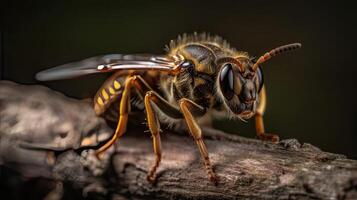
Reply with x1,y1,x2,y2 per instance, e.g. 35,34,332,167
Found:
1,0,356,158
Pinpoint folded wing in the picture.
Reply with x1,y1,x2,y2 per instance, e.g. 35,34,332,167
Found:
36,54,183,81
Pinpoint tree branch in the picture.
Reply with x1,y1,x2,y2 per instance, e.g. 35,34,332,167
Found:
1,80,357,200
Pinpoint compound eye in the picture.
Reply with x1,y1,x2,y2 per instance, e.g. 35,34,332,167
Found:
220,63,235,100
181,60,195,69
256,66,264,92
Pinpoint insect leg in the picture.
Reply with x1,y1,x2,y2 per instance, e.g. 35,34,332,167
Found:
131,77,182,182
179,98,218,184
96,75,180,182
96,76,134,155
255,85,279,143
143,91,163,183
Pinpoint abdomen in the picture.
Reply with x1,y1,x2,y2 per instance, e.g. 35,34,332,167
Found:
93,71,161,116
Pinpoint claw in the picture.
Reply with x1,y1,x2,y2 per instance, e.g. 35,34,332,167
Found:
209,173,219,185
258,133,280,143
146,174,157,184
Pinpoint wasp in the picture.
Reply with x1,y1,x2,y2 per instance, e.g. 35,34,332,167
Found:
35,33,301,184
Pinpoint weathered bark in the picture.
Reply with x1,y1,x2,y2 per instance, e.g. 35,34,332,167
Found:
0,81,357,200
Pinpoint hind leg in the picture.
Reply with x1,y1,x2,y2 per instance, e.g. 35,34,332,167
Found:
95,76,135,155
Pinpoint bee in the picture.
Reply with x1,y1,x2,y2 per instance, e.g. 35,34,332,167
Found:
35,33,301,184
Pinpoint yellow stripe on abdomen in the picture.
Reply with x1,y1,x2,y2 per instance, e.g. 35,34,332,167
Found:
97,97,104,106
94,77,124,115
109,86,115,95
102,89,109,100
114,80,121,89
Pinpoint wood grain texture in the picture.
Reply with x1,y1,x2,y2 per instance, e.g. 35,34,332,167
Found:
0,81,356,200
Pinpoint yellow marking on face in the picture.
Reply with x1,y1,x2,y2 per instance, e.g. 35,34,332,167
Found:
97,97,104,106
114,80,121,89
102,89,109,100
109,86,115,95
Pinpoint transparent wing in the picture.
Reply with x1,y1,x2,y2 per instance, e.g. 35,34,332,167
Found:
36,54,183,81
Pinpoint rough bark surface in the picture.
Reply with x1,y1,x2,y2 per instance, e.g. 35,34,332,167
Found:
0,81,357,200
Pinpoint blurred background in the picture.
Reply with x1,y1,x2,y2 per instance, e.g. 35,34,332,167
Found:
1,0,356,159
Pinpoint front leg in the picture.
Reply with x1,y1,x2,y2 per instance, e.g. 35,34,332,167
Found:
179,98,218,184
255,85,279,143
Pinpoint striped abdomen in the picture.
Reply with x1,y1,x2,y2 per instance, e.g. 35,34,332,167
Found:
94,72,125,115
